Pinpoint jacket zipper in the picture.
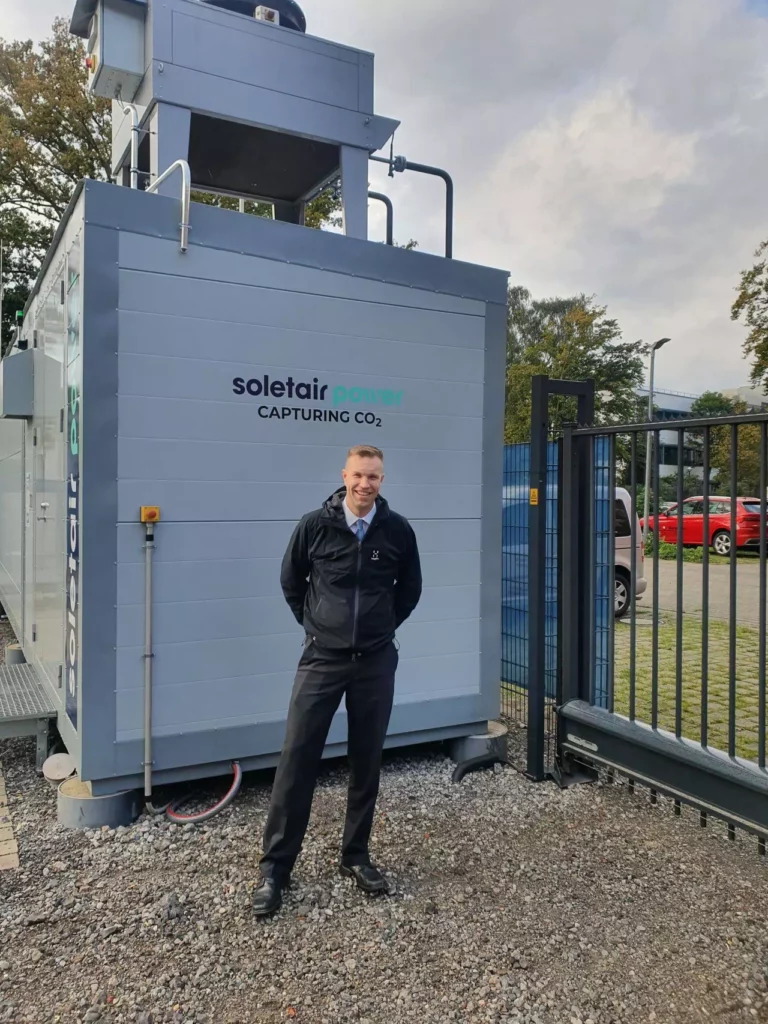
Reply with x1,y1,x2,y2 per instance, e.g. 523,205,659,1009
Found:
351,540,362,649
349,518,380,651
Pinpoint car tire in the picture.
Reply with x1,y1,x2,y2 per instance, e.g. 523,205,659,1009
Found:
712,530,732,557
615,569,631,618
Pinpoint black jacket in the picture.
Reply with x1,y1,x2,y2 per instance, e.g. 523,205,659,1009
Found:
280,487,423,652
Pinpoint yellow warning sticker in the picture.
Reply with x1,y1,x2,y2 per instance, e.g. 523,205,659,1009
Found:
529,488,539,506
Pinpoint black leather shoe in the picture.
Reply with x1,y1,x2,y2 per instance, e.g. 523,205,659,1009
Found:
252,876,284,916
339,863,388,894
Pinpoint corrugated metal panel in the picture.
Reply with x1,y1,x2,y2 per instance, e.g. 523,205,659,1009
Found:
114,237,487,741
115,650,481,739
118,235,487,317
0,423,24,636
118,269,486,350
118,309,485,383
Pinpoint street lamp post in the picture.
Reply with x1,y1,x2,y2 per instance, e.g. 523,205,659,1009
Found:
642,338,671,544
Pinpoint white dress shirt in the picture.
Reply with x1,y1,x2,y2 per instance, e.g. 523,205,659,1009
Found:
343,497,377,537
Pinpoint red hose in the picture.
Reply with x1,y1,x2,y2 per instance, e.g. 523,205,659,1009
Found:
165,761,243,823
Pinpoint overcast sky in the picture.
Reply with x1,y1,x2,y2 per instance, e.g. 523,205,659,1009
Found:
6,0,768,394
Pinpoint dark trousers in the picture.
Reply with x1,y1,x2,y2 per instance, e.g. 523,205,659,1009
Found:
259,639,398,883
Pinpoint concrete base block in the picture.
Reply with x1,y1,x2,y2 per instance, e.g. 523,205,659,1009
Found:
447,721,508,782
448,720,508,765
5,645,25,666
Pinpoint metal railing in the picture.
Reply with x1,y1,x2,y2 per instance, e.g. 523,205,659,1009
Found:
146,160,192,253
368,191,394,246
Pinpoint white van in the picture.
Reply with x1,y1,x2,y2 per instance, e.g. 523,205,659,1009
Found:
614,487,647,617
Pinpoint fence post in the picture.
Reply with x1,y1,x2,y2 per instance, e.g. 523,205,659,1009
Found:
527,375,549,780
561,425,580,706
577,385,595,703
558,382,595,710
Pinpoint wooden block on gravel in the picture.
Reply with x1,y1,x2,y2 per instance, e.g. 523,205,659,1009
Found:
0,767,18,870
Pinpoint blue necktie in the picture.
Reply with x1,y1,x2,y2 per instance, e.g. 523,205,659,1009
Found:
355,519,366,542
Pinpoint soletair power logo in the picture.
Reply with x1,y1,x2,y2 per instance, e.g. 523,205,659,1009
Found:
232,373,403,429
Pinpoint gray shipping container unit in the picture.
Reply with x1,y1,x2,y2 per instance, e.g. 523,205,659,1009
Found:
0,0,508,801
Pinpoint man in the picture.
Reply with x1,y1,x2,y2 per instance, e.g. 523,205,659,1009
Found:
252,444,423,916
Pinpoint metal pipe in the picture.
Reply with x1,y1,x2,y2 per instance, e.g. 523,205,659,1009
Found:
370,154,454,258
129,107,139,190
143,522,155,802
368,191,394,245
146,160,191,252
116,95,140,190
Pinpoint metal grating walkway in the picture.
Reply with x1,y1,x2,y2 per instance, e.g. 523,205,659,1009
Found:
0,664,56,723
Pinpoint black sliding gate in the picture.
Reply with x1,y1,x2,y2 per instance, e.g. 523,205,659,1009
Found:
516,377,768,846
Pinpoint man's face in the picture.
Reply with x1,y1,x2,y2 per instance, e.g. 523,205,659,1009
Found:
342,455,384,513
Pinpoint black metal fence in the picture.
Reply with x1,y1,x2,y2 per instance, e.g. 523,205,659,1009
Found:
501,376,595,779
558,412,768,844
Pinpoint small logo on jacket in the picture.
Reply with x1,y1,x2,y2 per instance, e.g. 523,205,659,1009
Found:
371,550,380,561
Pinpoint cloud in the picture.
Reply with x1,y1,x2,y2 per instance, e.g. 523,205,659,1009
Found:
468,86,698,279
2,0,63,42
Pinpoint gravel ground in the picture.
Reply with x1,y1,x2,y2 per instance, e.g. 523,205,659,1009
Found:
2,732,768,1024
0,617,16,658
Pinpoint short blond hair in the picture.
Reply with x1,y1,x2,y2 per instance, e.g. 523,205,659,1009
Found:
346,444,383,461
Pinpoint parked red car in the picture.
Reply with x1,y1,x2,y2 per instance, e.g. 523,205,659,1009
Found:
642,496,764,556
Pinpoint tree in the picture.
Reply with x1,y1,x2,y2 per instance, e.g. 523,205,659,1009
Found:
504,286,648,443
0,19,111,352
657,470,706,505
685,390,736,469
684,391,763,494
0,18,342,353
732,239,768,389
688,391,737,421
707,399,763,496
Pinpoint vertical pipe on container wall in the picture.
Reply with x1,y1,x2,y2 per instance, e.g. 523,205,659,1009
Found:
143,522,155,804
117,94,140,190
